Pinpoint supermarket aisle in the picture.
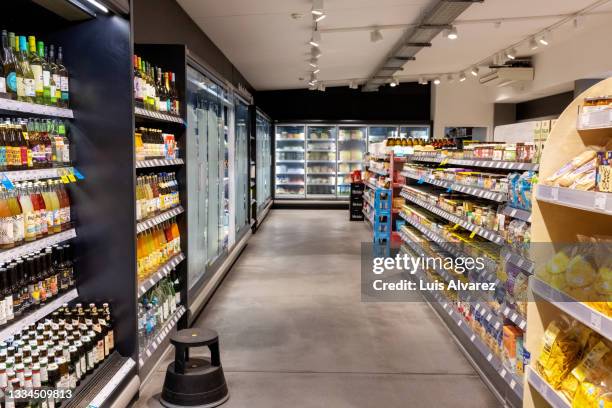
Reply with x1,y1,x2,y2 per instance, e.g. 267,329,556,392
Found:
136,210,499,408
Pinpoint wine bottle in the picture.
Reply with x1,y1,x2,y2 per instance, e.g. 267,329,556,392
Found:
19,36,35,103
2,31,17,100
56,47,69,108
28,36,45,105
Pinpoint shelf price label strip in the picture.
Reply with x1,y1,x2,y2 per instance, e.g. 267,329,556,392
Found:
536,185,612,216
139,306,186,367
401,171,507,202
527,367,571,408
407,155,539,172
138,253,186,297
136,206,185,234
135,159,185,169
0,288,78,343
0,228,76,264
134,107,185,125
0,98,74,118
87,357,136,408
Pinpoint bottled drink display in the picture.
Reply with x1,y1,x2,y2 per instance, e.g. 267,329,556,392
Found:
0,180,71,248
137,275,180,350
135,172,180,221
136,219,181,281
134,127,177,161
133,54,179,116
0,118,71,170
0,244,75,324
0,302,114,405
0,30,69,107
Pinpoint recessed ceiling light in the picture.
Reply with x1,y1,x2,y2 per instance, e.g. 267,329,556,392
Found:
433,77,441,85
529,37,539,50
349,80,358,89
446,26,458,40
311,0,324,15
418,77,427,85
459,72,466,82
309,58,318,68
389,77,399,87
470,66,479,76
317,83,326,91
84,0,109,13
309,30,321,47
370,28,383,43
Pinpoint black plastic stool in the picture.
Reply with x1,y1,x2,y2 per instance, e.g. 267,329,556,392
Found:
160,328,229,408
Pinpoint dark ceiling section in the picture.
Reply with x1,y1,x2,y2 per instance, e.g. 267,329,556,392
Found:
133,0,254,92
255,83,431,122
516,91,573,121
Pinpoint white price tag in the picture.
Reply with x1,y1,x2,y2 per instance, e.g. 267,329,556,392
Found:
470,334,476,342
540,381,548,398
486,314,492,322
550,187,559,201
457,320,462,327
594,193,607,211
511,312,518,321
443,303,448,310
146,349,152,357
510,379,516,390
503,307,510,315
590,312,602,331
487,353,493,362
500,368,507,378
494,321,501,330
475,304,481,311
519,320,527,330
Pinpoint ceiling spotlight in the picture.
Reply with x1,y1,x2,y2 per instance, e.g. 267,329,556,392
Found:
418,77,427,85
389,77,399,87
505,48,516,60
433,77,441,85
317,83,326,91
349,80,358,89
315,13,326,22
470,66,479,76
311,46,322,58
538,34,549,46
447,74,454,83
529,37,539,50
445,26,458,40
309,30,321,47
312,68,320,74
370,28,383,43
309,58,318,68
311,0,324,15
459,72,466,82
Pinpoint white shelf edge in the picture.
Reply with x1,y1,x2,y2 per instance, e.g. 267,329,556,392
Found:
139,305,186,367
407,154,539,171
402,171,507,202
0,288,78,342
136,206,184,234
0,98,74,118
536,185,612,216
87,357,136,408
135,158,184,169
4,167,76,182
134,107,185,124
526,367,571,408
0,228,76,264
138,253,186,297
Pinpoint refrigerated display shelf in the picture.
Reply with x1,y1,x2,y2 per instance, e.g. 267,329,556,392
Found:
307,149,336,152
307,183,336,186
276,137,305,141
136,206,184,234
536,185,612,215
364,180,378,190
531,276,611,338
306,138,335,142
0,228,76,264
0,98,74,118
135,107,185,124
577,106,612,131
307,172,336,176
0,288,78,343
3,166,77,182
501,206,532,223
139,305,186,367
338,160,363,164
526,367,570,408
138,253,186,297
407,154,539,171
369,167,389,176
402,171,507,202
306,160,336,163
362,208,374,225
363,192,373,207
276,183,305,186
136,158,184,168
276,149,305,152
275,172,305,175
276,160,305,163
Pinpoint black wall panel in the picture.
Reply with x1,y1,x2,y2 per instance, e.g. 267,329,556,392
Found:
255,83,431,122
516,91,573,121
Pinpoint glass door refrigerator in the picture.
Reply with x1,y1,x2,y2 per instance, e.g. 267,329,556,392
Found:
275,125,306,198
337,126,367,198
306,125,337,198
256,111,272,211
400,125,430,142
368,125,398,150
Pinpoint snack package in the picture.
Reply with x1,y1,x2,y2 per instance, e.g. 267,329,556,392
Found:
546,150,598,186
503,325,522,372
596,151,612,192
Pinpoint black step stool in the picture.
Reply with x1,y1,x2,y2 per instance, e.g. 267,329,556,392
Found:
160,328,229,408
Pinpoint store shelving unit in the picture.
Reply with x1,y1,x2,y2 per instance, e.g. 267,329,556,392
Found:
407,154,539,172
136,205,185,233
252,109,273,229
525,77,612,408
138,305,187,367
401,171,507,202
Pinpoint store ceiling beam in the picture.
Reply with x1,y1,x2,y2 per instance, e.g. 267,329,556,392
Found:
362,0,482,91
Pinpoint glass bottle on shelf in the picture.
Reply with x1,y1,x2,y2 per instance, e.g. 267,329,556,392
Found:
49,45,61,106
28,36,44,105
38,42,53,106
16,36,34,103
134,55,143,108
56,47,69,108
1,30,14,99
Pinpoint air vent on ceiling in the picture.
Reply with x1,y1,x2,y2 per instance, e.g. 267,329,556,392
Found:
479,67,534,87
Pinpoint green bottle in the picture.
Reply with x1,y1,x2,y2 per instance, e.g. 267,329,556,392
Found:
38,42,52,105
28,36,44,104
18,36,35,102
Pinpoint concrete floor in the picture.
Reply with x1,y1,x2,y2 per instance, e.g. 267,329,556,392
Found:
134,209,500,408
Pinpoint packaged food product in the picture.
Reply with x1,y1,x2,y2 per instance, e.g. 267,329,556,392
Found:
596,151,612,192
547,151,598,186
503,325,523,372
558,159,597,188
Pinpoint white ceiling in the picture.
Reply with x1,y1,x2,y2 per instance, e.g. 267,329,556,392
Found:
177,0,612,91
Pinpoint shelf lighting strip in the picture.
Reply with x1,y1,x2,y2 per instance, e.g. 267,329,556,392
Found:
136,159,184,169
0,98,74,118
406,154,539,171
134,107,185,124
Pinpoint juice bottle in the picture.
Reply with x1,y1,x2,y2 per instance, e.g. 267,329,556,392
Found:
136,234,145,280
41,181,54,235
171,220,180,254
0,191,15,248
8,189,24,246
57,182,71,230
19,183,36,242
48,181,61,234
31,181,47,238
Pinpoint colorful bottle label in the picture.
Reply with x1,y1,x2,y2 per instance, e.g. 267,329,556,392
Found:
12,214,24,242
24,212,37,239
4,295,13,321
24,78,35,97
16,77,25,98
0,146,6,167
0,77,6,94
32,65,43,92
0,217,14,245
6,72,16,92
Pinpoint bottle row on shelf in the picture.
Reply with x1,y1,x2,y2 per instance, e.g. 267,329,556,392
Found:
0,180,71,249
135,172,180,222
0,244,74,326
136,218,181,283
0,30,70,108
135,127,178,162
133,54,180,116
0,302,115,406
0,118,71,171
138,275,180,351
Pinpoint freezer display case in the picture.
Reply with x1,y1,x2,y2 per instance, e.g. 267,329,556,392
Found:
275,125,306,198
306,125,337,197
368,126,398,150
337,126,367,197
234,97,250,238
400,125,430,141
256,112,272,212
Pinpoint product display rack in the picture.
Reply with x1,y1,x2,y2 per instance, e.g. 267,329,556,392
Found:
525,78,612,408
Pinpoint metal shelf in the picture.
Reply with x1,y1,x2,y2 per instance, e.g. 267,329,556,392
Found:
2,167,77,182
407,154,539,171
138,305,186,367
137,253,186,297
0,98,74,118
276,138,305,141
369,167,389,176
136,206,184,234
531,276,611,338
306,160,336,163
502,305,528,331
135,107,185,124
276,160,305,163
502,206,532,223
526,367,571,408
536,185,612,216
0,228,76,264
275,183,305,186
135,158,184,168
364,180,378,190
402,171,507,202
0,288,78,343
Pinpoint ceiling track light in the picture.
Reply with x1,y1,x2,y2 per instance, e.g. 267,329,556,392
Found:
459,72,466,82
312,68,320,74
470,66,479,76
505,48,516,60
84,0,109,13
418,77,427,85
529,37,539,50
349,80,358,89
311,46,322,59
389,77,399,87
446,74,454,83
317,83,326,91
370,28,383,43
311,0,324,15
445,26,458,40
309,58,318,68
315,13,326,22
538,33,549,46
309,30,321,47
433,77,441,85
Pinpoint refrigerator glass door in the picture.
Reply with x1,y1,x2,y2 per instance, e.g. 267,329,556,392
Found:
400,125,430,142
337,126,366,198
368,126,397,151
234,99,250,237
306,125,337,197
256,113,272,211
275,125,305,198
